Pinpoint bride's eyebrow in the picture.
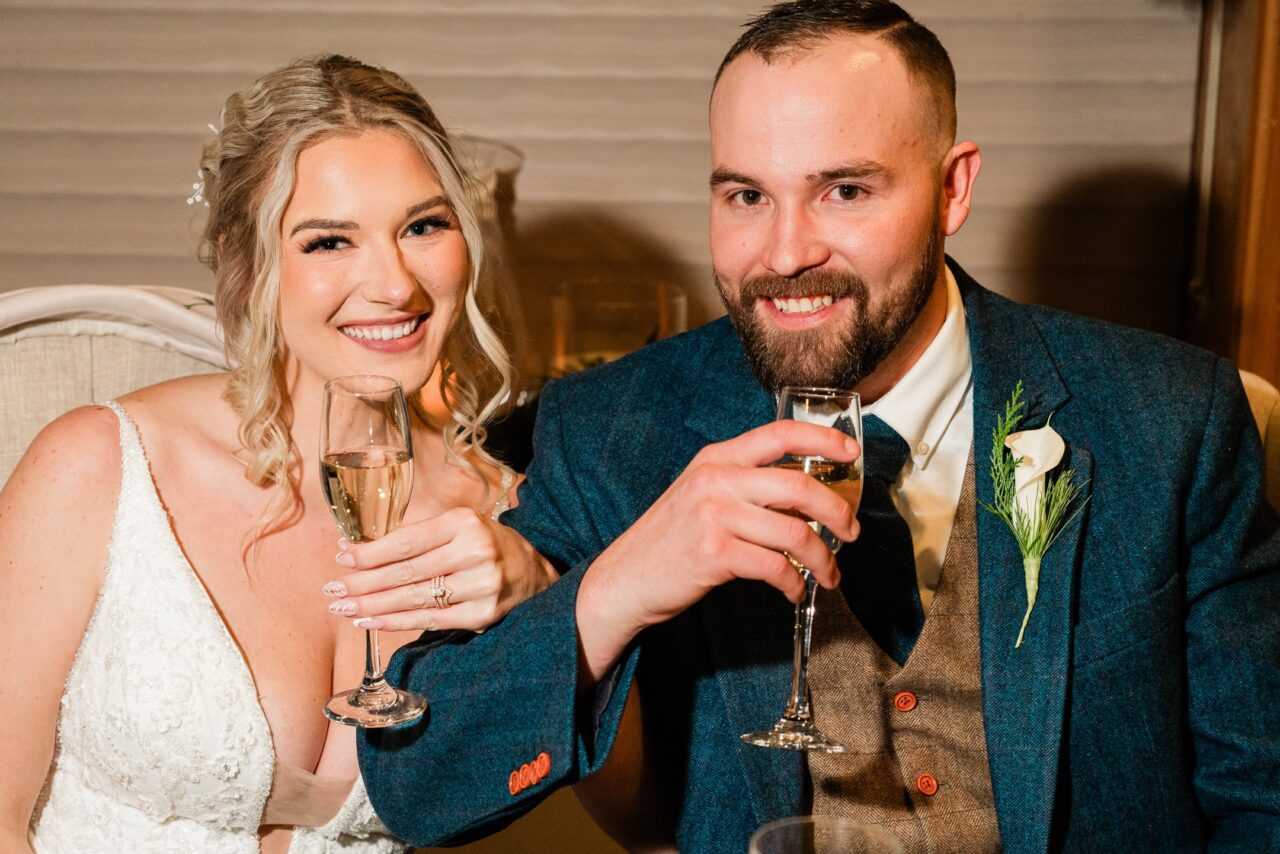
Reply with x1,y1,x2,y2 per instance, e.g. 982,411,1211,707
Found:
289,218,357,237
403,196,450,219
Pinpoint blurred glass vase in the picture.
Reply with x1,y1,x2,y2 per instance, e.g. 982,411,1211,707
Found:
549,276,687,376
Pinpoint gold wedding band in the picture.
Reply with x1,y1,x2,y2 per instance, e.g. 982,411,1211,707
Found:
429,575,453,609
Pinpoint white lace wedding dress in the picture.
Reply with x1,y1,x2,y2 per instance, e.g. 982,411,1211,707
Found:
28,402,407,853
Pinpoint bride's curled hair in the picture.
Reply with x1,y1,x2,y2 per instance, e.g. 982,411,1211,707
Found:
196,54,511,536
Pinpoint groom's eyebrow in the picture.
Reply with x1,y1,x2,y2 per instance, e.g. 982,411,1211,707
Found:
710,168,758,188
811,160,891,183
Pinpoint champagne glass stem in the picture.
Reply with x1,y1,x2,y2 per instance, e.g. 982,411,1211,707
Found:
784,569,817,723
362,628,385,687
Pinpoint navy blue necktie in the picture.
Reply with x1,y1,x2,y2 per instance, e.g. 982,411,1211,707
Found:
838,414,924,666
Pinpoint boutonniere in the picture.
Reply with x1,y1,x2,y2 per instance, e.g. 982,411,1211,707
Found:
980,381,1085,647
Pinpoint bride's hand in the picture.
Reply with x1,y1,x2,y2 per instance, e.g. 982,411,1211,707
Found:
321,509,557,633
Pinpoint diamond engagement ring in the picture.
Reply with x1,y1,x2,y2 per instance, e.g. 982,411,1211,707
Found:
429,575,453,609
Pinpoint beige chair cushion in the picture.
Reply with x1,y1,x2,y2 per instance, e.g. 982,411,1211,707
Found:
0,285,225,484
1241,369,1280,514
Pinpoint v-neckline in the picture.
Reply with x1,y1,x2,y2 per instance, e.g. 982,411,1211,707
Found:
107,402,359,834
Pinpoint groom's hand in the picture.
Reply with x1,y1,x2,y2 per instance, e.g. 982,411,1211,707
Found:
575,420,860,682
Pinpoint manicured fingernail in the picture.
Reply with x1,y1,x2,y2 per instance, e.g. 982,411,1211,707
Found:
335,551,355,567
845,436,860,454
353,617,383,630
322,581,347,598
338,537,352,550
328,599,357,616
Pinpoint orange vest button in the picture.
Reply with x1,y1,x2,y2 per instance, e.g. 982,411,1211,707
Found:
508,770,521,795
893,690,918,712
535,751,551,778
916,773,939,796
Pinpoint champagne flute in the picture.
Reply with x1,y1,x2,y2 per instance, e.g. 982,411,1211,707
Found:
320,375,427,727
741,386,862,752
750,816,903,854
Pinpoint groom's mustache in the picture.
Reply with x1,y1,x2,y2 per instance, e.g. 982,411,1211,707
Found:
737,269,868,305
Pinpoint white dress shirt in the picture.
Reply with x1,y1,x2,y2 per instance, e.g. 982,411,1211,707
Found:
861,268,973,613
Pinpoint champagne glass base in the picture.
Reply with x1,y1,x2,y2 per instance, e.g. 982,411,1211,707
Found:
324,684,426,728
741,718,849,753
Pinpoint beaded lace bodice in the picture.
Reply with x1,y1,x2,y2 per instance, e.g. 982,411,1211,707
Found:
28,402,406,853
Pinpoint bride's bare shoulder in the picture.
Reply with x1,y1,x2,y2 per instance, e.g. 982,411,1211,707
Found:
117,372,230,418
5,404,124,497
115,373,239,451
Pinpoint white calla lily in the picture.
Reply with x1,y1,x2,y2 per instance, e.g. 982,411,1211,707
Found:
981,383,1083,648
1005,421,1066,524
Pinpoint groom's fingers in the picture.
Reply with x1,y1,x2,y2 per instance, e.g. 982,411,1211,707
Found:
705,420,860,469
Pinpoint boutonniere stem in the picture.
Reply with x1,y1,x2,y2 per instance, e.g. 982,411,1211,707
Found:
981,381,1085,647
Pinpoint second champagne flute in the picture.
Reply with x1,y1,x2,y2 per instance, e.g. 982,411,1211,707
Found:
741,385,863,752
320,375,427,728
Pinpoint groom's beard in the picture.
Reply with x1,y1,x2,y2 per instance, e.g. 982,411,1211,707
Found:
715,224,941,393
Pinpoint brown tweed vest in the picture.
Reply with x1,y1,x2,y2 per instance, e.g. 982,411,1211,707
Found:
806,454,1002,853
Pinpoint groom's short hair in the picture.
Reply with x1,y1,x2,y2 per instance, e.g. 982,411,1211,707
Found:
714,0,957,147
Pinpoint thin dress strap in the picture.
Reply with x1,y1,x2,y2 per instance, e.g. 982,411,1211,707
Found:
489,468,515,520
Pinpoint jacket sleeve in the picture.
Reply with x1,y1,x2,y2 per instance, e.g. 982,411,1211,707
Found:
1183,358,1280,849
357,380,641,846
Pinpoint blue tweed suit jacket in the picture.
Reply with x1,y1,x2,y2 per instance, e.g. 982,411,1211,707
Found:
361,263,1280,852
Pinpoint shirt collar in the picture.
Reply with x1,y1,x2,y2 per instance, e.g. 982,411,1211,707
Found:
862,266,972,471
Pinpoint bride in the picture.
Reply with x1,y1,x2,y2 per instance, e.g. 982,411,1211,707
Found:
0,55,554,852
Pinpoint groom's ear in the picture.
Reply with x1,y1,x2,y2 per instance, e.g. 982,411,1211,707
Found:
940,142,982,237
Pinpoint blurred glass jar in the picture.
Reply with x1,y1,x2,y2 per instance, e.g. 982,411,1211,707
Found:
549,277,687,377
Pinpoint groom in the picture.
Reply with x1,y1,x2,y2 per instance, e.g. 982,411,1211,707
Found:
362,2,1280,851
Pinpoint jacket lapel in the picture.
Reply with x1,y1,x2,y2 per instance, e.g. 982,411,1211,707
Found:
681,324,806,822
959,262,1091,853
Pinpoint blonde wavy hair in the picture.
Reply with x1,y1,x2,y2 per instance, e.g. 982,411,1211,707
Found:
197,54,512,533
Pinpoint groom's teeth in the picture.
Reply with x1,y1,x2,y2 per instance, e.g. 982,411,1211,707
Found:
771,295,835,315
340,317,421,341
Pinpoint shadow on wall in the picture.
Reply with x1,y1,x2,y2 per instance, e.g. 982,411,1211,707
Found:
482,211,706,471
506,210,708,378
1005,164,1194,339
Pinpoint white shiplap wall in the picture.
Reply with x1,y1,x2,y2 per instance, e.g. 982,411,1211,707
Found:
1,0,1203,363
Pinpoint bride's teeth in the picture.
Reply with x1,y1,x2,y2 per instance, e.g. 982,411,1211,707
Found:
341,317,421,341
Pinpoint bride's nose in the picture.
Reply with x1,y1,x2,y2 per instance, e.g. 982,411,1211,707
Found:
359,240,418,307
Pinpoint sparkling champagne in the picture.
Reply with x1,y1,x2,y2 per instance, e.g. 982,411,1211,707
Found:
320,448,413,543
776,458,863,551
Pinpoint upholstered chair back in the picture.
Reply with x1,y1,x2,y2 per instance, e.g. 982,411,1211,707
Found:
0,285,225,484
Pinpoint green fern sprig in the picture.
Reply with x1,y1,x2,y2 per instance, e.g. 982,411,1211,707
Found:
981,379,1025,530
